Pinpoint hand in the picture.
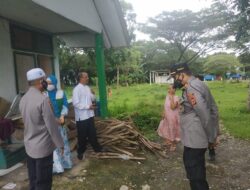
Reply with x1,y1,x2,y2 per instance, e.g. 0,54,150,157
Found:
92,101,96,106
208,143,214,149
89,105,97,110
208,142,217,149
59,116,65,125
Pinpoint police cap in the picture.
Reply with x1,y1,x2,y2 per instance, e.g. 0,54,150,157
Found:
170,62,190,76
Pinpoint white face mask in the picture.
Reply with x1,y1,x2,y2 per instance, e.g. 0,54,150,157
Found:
47,84,55,91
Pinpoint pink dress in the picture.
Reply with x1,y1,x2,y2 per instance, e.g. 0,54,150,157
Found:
157,95,180,142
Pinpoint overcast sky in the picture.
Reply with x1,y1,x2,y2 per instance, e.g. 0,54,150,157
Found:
125,0,213,40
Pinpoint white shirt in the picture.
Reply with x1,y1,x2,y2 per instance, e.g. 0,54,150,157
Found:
72,83,95,121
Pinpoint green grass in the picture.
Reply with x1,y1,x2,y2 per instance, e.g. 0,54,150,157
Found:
107,84,167,140
207,81,250,139
65,81,250,139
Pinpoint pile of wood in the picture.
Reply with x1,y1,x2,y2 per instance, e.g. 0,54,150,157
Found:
94,118,166,159
9,103,167,160
66,104,166,160
11,117,167,160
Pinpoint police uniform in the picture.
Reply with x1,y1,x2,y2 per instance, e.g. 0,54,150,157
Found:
19,68,64,190
180,76,218,148
171,63,218,190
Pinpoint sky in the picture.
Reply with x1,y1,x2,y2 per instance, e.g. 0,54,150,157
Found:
125,0,213,40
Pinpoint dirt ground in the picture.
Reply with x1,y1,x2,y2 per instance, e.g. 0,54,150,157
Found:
52,130,250,190
1,131,250,190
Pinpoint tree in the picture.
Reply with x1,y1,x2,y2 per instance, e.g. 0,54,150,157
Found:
120,0,137,42
218,0,250,110
57,38,97,86
203,53,242,77
133,40,175,71
231,0,250,43
215,0,250,53
133,40,204,78
140,4,233,64
103,0,144,86
238,52,250,78
105,48,125,85
105,47,143,86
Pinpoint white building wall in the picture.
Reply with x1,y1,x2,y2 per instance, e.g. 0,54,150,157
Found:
0,18,16,102
155,76,174,84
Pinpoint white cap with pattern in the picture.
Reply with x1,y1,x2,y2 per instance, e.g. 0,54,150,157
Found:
26,68,46,81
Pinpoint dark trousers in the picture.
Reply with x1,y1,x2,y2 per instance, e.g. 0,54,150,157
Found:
27,154,53,190
183,146,209,190
76,117,102,155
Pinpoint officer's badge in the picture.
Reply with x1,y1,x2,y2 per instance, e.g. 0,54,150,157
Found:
187,93,197,107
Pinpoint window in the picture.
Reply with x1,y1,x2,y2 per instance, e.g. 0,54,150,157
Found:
11,26,33,51
34,33,53,54
37,55,53,76
11,25,54,93
14,53,35,93
10,24,53,54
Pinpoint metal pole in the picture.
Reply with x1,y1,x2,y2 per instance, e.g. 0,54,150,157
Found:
95,33,108,118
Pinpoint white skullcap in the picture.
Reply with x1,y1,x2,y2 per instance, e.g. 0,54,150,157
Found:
26,68,46,81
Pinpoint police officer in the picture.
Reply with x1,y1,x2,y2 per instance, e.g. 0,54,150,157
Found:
20,68,64,190
170,63,219,190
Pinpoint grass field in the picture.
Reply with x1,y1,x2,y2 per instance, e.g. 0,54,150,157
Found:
66,81,250,139
207,81,250,139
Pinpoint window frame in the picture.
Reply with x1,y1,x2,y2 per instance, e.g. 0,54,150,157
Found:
37,54,55,76
10,24,55,93
10,24,53,55
13,52,36,93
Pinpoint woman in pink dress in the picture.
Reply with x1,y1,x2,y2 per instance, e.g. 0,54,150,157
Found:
157,84,180,151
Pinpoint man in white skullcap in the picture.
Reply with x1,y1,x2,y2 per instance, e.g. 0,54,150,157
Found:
19,68,64,190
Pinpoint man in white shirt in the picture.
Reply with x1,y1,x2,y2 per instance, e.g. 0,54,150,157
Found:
72,72,102,160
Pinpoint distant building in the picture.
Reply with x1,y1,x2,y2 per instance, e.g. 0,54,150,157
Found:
204,74,215,81
149,70,174,84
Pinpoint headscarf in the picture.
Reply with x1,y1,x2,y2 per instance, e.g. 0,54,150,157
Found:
47,75,68,118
